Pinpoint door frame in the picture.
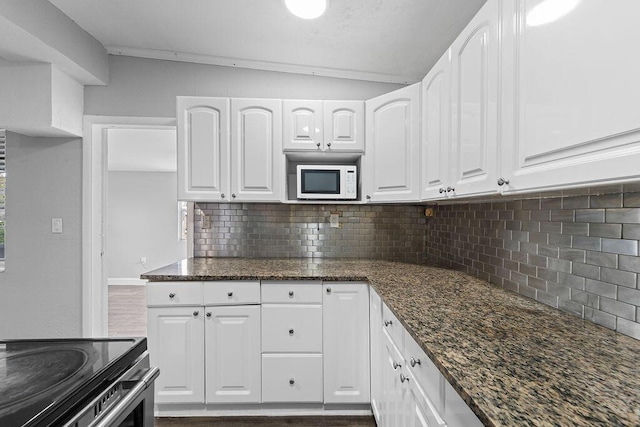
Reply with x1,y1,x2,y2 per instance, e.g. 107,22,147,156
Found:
82,115,176,337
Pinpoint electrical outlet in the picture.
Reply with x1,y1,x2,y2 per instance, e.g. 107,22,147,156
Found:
424,208,435,218
51,217,63,233
202,215,211,229
330,213,340,228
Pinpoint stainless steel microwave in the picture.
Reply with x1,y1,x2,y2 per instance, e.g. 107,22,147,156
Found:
296,165,357,200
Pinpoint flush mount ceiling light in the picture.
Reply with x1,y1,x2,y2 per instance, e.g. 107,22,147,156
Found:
285,0,328,20
527,0,580,27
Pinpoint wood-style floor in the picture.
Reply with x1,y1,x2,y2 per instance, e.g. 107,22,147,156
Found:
107,286,377,427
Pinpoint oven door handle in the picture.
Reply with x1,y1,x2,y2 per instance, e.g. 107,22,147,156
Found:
92,366,160,427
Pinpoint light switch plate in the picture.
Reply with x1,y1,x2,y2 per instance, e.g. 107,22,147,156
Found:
330,213,340,228
202,215,211,229
51,217,63,234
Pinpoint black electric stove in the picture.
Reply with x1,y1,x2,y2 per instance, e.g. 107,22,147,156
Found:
0,338,151,427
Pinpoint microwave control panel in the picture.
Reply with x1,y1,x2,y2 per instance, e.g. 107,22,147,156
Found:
346,170,357,198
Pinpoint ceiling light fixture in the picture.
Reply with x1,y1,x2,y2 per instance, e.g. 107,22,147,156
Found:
285,0,328,20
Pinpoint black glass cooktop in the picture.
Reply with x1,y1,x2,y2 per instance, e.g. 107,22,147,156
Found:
0,338,146,427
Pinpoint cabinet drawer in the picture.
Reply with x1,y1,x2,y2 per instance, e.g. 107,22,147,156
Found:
262,305,322,352
262,354,323,402
382,303,404,350
261,281,322,304
204,281,260,305
405,331,444,415
146,282,203,307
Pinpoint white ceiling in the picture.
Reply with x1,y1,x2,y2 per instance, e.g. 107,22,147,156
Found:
48,0,486,84
107,128,177,172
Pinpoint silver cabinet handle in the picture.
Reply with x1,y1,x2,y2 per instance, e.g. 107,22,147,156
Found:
384,320,392,327
289,328,294,335
400,373,409,383
227,291,233,297
221,193,225,199
497,177,509,186
316,142,321,148
232,193,236,198
289,378,295,385
410,357,421,367
326,287,331,294
439,188,445,194
366,195,371,200
193,311,199,317
327,142,332,147
393,361,401,370
206,312,212,318
446,187,455,192
168,292,175,299
289,290,294,297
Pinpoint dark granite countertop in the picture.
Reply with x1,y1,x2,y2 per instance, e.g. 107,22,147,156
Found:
142,258,640,426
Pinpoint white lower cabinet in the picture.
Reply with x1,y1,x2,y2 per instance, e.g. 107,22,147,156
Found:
369,288,383,420
147,306,205,404
323,283,370,404
262,354,324,403
205,305,261,403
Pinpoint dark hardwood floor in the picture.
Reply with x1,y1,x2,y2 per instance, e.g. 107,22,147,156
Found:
155,416,376,426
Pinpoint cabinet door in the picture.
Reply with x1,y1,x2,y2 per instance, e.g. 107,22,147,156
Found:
205,305,261,403
147,306,204,404
369,288,383,423
283,100,323,151
364,83,421,202
501,0,640,193
177,97,229,201
324,101,365,152
322,283,370,404
406,375,446,427
381,329,408,426
230,98,282,201
421,50,452,200
449,0,500,198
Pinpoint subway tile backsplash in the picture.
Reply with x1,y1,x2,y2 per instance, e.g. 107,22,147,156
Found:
193,203,427,263
193,191,640,340
426,192,640,340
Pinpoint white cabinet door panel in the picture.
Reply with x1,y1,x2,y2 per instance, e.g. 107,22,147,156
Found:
231,98,282,201
501,0,640,192
324,101,365,152
421,50,452,200
370,288,383,423
177,97,229,201
262,304,323,352
147,306,204,404
205,305,261,403
323,283,370,404
262,354,323,403
365,83,421,202
283,100,323,151
450,0,500,198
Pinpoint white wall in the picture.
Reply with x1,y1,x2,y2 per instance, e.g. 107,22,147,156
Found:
0,132,82,338
107,171,186,279
85,56,405,118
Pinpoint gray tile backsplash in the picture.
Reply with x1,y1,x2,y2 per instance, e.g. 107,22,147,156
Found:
426,191,640,340
192,190,640,340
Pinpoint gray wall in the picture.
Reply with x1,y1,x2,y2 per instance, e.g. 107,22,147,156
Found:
84,55,405,118
107,171,186,279
0,132,82,338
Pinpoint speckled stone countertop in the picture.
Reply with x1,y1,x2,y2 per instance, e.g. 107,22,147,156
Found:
142,258,640,426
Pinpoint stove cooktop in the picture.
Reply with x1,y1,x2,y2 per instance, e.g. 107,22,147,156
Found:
0,338,146,427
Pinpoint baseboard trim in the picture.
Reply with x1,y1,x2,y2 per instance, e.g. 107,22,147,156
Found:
108,278,147,286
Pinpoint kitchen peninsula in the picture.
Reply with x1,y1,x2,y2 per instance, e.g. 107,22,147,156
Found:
142,258,640,427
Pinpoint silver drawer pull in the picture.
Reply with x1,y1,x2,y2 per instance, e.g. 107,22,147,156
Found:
410,357,421,367
393,361,401,370
168,293,175,299
289,328,294,335
227,291,233,297
206,312,212,318
289,290,294,297
384,320,393,327
400,373,409,383
193,311,199,317
289,378,295,385
326,287,331,294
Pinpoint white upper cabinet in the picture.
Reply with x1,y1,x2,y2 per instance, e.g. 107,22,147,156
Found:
364,83,421,202
500,0,640,193
323,101,365,152
283,100,364,152
421,49,453,200
448,0,501,198
177,97,229,201
231,98,283,202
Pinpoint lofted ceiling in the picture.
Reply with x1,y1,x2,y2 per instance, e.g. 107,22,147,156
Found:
48,0,486,84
